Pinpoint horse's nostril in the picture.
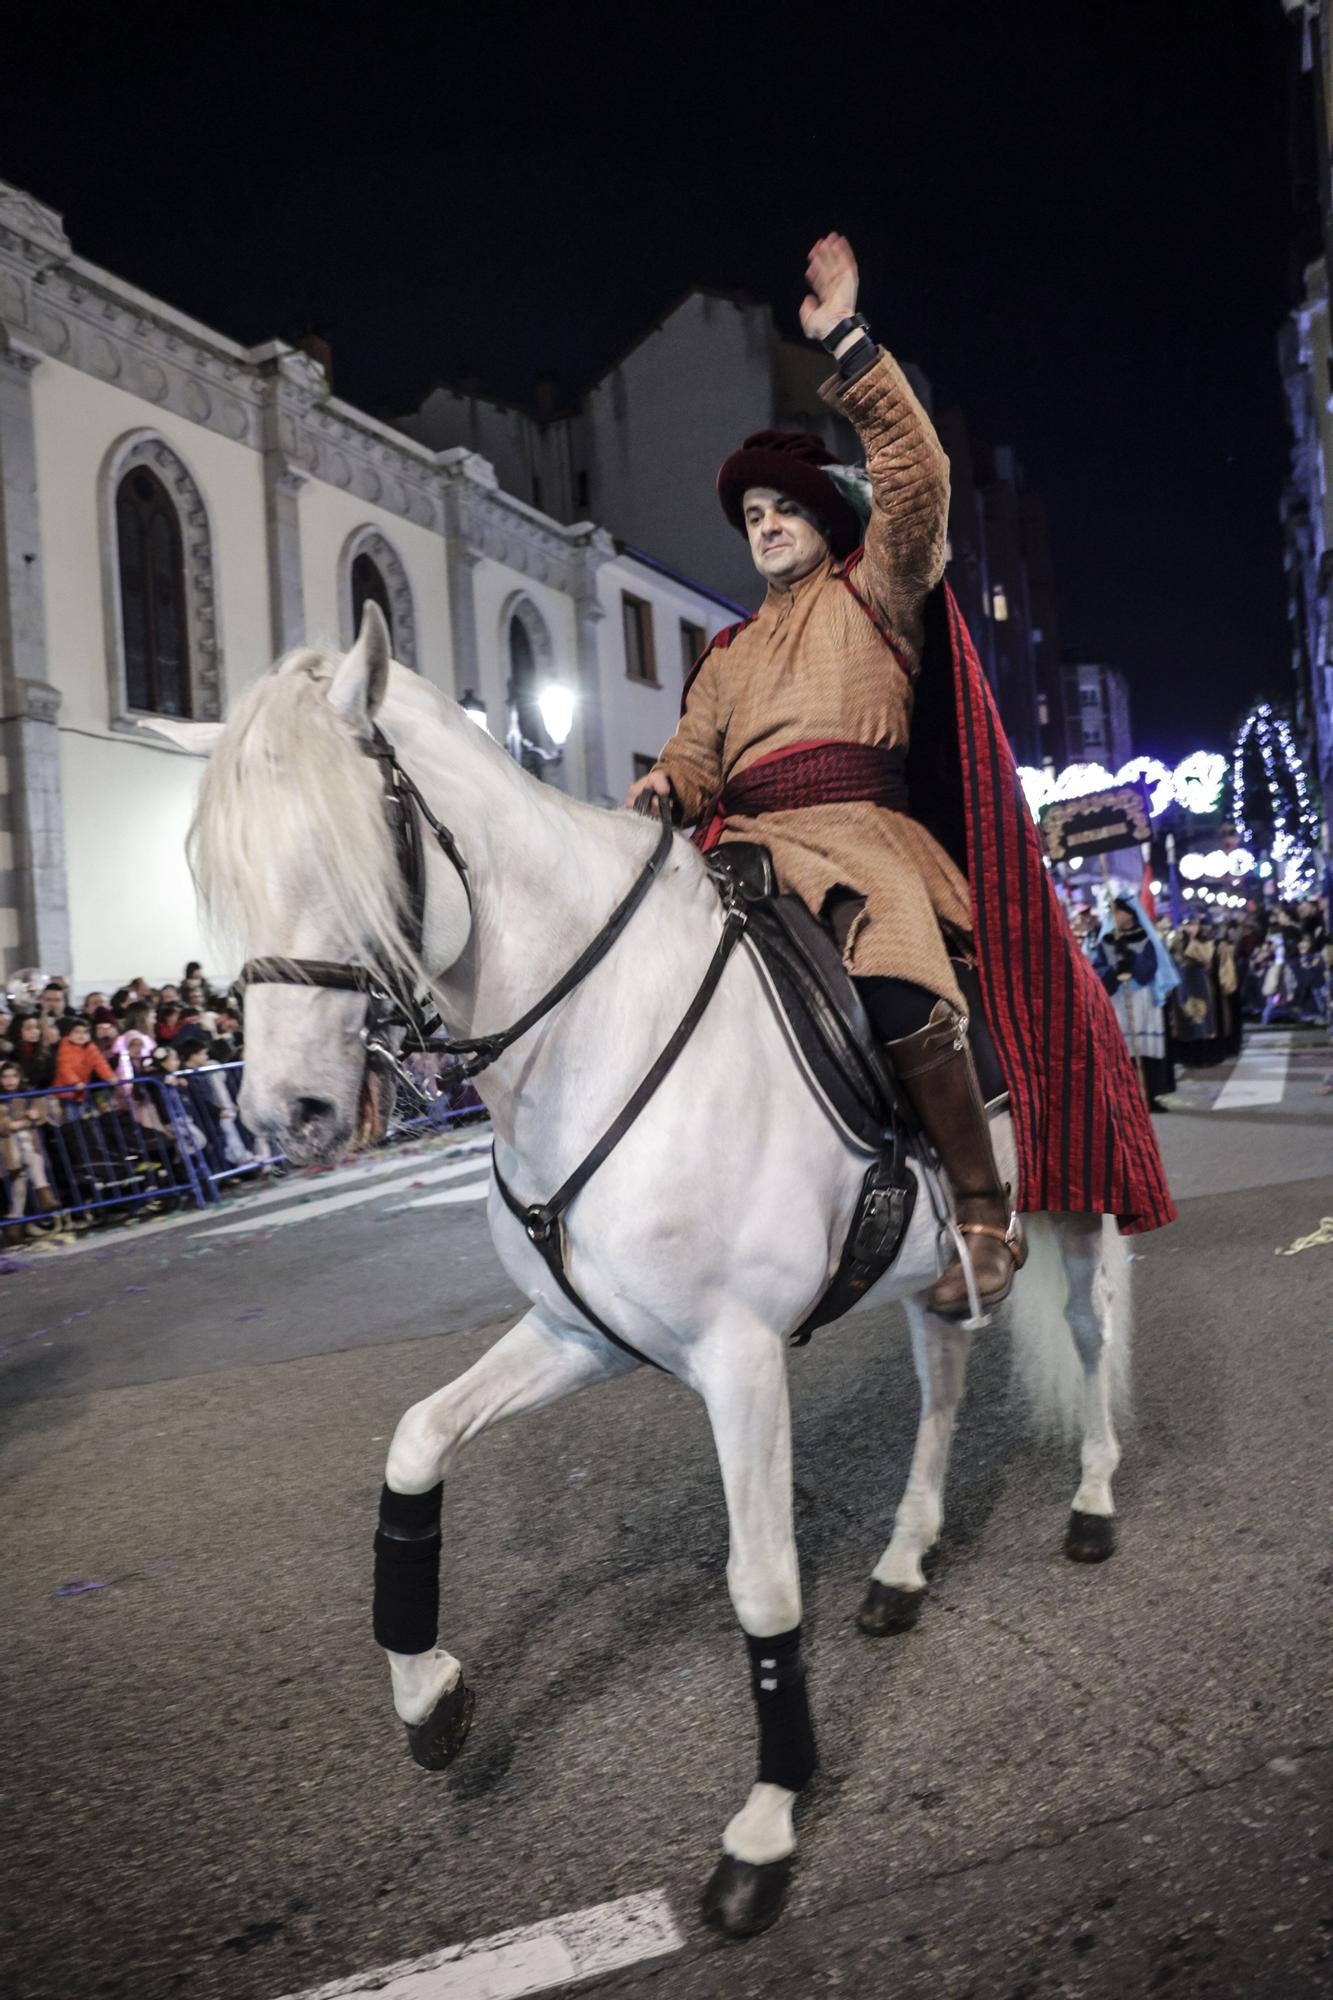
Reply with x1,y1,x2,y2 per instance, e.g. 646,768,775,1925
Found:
294,1094,336,1131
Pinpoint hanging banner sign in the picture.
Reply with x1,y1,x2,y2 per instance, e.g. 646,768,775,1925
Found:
1039,781,1152,863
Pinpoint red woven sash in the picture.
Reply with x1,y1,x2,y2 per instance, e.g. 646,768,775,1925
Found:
693,739,909,853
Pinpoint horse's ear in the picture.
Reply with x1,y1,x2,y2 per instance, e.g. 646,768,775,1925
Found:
138,717,225,755
329,601,391,735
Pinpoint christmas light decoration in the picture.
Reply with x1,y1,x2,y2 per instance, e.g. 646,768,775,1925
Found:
1116,757,1174,815
1231,703,1320,899
1016,751,1228,823
1171,751,1227,815
1054,761,1116,801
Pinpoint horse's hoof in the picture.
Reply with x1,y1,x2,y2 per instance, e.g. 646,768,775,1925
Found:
1065,1511,1116,1563
404,1676,475,1770
857,1579,926,1636
701,1852,791,1939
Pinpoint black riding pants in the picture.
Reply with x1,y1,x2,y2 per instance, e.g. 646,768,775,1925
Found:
856,976,940,1044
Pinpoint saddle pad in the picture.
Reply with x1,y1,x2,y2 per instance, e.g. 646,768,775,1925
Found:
709,848,1008,1145
745,926,886,1151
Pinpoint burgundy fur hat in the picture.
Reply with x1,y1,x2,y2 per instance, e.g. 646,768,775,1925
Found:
717,429,864,559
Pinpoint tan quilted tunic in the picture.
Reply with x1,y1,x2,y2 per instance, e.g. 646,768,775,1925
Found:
655,347,971,1007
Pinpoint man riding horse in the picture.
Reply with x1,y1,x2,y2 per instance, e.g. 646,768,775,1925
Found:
627,233,1173,1311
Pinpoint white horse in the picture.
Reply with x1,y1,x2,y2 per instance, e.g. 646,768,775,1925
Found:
176,605,1130,1939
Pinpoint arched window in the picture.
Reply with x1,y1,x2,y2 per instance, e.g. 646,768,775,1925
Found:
338,528,417,667
351,552,394,648
508,614,539,758
115,467,191,716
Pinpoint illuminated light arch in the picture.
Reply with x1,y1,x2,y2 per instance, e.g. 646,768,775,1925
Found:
1231,703,1319,898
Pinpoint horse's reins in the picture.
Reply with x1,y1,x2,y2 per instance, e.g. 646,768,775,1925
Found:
240,731,749,1368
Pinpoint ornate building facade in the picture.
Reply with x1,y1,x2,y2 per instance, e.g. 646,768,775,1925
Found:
0,181,736,986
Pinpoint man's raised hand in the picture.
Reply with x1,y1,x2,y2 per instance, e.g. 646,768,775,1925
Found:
800,233,860,345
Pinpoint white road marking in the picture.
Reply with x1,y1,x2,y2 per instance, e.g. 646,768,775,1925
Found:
390,1180,490,1210
217,1136,491,1219
276,1888,683,2000
1213,1035,1292,1111
192,1157,489,1239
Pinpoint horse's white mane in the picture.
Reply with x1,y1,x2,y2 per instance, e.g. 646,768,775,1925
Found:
191,648,428,993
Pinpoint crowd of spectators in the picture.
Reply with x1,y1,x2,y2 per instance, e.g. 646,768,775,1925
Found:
1069,890,1331,1109
0,962,261,1244
1,960,485,1246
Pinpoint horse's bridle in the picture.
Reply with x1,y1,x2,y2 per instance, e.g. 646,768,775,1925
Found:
238,721,750,1372
239,723,675,1083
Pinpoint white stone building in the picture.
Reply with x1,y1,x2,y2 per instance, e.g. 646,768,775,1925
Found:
0,181,739,989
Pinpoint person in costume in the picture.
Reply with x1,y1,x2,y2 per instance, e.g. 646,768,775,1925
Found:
627,233,1175,1313
1090,896,1180,1112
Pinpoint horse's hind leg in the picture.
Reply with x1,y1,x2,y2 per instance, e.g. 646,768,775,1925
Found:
376,1305,632,1769
858,1298,971,1637
1061,1215,1125,1563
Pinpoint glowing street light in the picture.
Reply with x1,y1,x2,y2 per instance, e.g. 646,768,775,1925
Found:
536,682,576,748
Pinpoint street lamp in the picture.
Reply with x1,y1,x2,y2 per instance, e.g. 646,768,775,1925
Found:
536,682,575,749
506,677,576,776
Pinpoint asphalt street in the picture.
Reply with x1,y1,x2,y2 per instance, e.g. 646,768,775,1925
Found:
2,1033,1331,2000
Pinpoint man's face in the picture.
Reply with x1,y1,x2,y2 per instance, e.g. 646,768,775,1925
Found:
40,987,62,1013
742,488,830,587
95,1023,117,1053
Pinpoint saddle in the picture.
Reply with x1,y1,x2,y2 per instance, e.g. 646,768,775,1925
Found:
707,843,1008,1343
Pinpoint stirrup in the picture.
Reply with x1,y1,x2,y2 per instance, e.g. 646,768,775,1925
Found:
933,1211,1024,1329
955,1216,1026,1269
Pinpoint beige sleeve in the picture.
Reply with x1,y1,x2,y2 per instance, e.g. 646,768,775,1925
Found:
653,647,727,824
819,346,950,665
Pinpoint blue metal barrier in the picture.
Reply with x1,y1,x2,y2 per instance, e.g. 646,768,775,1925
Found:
0,1074,211,1233
170,1060,283,1195
1,1057,488,1240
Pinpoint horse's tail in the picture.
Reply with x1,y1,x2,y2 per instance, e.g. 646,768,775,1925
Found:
1008,1214,1132,1439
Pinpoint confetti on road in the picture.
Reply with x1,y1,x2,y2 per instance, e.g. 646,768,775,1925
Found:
236,1307,266,1321
54,1558,181,1599
1275,1216,1333,1256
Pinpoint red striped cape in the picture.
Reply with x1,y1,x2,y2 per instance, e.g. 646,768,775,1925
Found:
683,567,1175,1234
905,578,1175,1233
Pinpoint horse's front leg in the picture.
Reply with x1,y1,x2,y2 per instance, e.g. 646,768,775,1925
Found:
693,1325,812,1941
376,1305,632,1769
859,1299,972,1635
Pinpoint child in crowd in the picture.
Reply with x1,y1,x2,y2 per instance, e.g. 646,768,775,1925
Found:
0,1058,59,1241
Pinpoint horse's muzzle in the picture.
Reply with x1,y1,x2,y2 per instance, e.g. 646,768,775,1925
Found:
282,1093,352,1164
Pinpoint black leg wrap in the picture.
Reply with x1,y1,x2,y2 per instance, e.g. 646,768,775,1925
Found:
373,1482,443,1654
746,1627,817,1792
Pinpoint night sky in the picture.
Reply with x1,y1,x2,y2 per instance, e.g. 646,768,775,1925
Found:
6,3,1295,761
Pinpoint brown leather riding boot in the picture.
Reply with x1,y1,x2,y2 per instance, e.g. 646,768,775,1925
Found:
885,1000,1024,1320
